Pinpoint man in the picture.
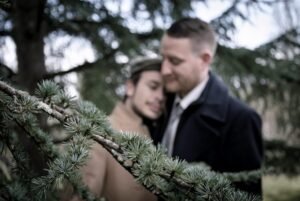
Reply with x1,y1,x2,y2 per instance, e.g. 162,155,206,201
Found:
151,17,263,195
68,57,164,201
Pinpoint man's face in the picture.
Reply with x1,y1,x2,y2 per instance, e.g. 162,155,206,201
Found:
160,34,211,97
127,71,165,120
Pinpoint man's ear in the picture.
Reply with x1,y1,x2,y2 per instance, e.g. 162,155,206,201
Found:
125,80,135,97
200,51,212,65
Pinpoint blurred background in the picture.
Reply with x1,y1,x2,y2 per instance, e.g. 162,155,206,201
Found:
0,0,299,200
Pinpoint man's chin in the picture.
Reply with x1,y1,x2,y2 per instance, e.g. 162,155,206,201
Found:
165,85,179,93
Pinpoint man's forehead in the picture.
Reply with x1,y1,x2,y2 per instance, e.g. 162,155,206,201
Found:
161,36,193,53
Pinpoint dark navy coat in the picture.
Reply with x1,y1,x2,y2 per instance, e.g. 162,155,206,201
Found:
152,73,263,195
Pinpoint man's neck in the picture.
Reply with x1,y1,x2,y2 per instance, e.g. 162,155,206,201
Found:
179,72,209,98
176,74,209,110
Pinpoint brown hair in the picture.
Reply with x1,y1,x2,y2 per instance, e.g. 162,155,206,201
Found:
166,17,217,56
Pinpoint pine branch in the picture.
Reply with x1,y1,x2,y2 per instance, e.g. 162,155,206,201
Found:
0,180,30,201
223,170,262,184
42,48,118,80
1,131,31,174
43,60,100,79
0,30,12,36
0,82,101,201
211,0,280,41
0,80,261,201
0,62,15,79
135,29,163,41
0,157,11,182
257,28,299,50
0,0,12,12
14,118,59,160
31,135,100,201
264,140,300,175
0,81,67,121
0,133,31,201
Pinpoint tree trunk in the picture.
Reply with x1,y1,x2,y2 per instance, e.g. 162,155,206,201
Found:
12,0,47,175
13,0,46,93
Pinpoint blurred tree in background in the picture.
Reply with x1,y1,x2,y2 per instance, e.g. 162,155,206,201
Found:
0,0,299,138
0,0,300,200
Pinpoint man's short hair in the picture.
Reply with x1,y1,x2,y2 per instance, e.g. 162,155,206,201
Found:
128,56,162,85
166,17,217,56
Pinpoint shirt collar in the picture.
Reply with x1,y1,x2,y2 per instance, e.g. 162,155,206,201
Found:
175,75,209,110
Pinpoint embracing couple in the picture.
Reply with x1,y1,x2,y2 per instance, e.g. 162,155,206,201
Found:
66,17,263,201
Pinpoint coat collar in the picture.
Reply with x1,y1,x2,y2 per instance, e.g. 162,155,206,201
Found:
191,72,230,122
165,72,230,123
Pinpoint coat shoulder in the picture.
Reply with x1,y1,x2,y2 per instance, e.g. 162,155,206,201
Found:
228,96,261,121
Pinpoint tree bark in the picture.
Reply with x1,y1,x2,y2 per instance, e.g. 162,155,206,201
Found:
13,0,46,93
12,0,48,175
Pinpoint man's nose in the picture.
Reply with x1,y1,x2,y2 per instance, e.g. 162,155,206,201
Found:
161,60,171,76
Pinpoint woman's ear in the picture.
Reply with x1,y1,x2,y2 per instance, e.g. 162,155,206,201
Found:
125,80,135,97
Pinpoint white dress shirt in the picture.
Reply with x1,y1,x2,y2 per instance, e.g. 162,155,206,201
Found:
162,75,209,156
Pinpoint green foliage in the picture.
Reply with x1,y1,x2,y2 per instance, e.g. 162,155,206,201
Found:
31,135,94,201
36,80,61,102
0,0,11,11
1,0,299,138
264,140,300,175
0,0,300,198
214,42,300,139
79,62,122,114
0,80,262,201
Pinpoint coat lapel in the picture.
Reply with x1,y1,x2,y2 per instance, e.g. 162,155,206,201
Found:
188,72,230,123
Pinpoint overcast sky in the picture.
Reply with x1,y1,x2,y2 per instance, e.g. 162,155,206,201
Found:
193,1,280,49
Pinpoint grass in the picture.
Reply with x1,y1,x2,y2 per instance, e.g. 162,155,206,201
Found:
263,175,300,201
